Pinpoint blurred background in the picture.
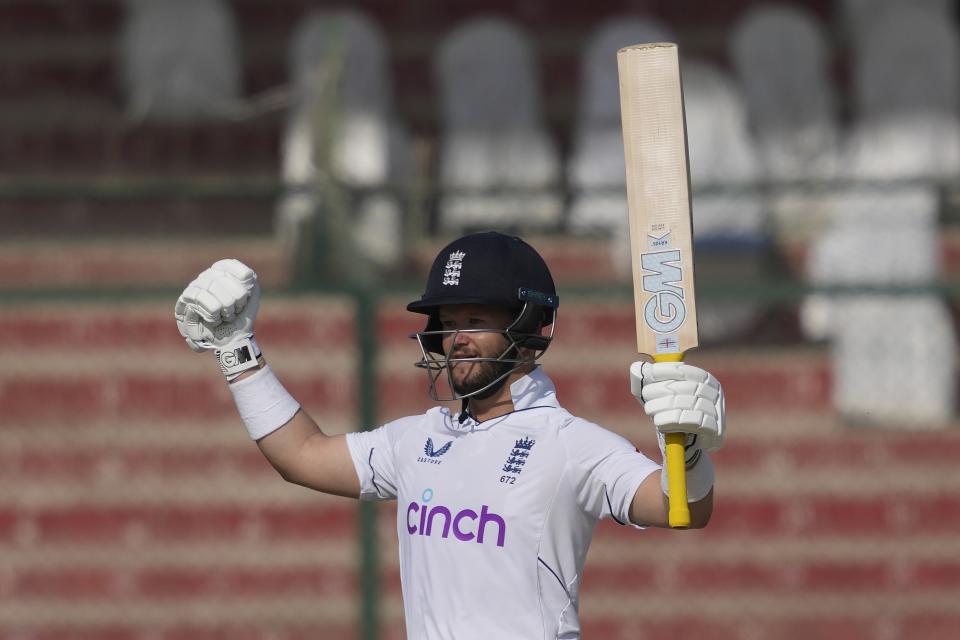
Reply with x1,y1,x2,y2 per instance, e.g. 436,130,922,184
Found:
2,0,960,638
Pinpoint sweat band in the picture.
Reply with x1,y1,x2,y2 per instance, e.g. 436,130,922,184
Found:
228,365,301,440
660,450,714,503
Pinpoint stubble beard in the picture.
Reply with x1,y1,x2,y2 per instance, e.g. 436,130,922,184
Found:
450,358,513,398
448,337,517,399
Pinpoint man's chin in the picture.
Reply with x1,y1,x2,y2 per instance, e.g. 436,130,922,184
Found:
451,363,512,398
452,378,486,397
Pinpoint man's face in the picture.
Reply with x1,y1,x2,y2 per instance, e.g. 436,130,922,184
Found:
437,304,517,397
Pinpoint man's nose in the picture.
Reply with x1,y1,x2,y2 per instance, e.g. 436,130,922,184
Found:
452,329,471,347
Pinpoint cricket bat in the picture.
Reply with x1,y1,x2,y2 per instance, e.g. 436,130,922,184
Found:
617,42,699,529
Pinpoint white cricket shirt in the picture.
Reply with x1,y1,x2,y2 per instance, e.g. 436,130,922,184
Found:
345,367,660,639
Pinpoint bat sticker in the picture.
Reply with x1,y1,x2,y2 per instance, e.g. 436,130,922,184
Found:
656,335,680,354
647,230,672,250
640,250,687,335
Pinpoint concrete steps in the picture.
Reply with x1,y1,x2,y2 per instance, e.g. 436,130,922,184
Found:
0,238,291,290
3,296,960,639
3,229,958,291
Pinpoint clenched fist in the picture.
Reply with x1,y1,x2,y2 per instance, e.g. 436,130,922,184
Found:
175,259,262,379
175,259,260,351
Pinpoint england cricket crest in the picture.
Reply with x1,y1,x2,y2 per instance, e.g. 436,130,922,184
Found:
501,437,535,475
442,251,466,286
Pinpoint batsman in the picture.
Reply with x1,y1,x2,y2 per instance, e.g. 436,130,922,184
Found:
175,231,726,639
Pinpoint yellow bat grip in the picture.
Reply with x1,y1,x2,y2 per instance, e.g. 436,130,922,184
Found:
654,353,690,529
664,432,690,528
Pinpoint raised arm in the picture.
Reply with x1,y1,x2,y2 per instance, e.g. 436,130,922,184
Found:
628,361,725,529
630,471,713,529
175,259,360,498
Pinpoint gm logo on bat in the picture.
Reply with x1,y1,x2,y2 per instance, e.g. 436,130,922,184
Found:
641,249,686,334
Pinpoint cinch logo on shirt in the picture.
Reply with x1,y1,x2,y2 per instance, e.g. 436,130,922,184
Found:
406,489,506,547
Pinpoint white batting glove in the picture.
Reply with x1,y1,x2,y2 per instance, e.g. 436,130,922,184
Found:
630,361,726,459
175,259,262,379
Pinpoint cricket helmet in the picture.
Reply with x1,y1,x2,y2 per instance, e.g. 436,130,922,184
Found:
407,231,560,400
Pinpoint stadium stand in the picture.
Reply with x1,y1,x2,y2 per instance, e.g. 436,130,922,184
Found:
566,17,674,240
2,2,960,638
680,60,767,344
120,0,243,123
278,8,413,274
730,3,840,182
434,17,563,234
812,5,959,425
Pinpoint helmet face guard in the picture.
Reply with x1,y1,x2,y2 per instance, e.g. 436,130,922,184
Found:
411,296,558,401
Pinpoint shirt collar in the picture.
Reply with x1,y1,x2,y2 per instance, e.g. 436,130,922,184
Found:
451,367,559,430
508,366,559,411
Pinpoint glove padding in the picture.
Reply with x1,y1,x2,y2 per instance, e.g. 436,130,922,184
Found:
175,259,260,352
630,361,725,452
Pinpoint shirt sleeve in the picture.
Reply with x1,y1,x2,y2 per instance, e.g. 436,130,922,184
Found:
345,418,407,501
561,418,661,528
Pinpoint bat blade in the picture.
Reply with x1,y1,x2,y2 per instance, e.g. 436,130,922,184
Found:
618,42,698,529
617,42,698,359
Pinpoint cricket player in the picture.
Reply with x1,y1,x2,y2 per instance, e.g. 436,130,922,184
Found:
175,231,725,639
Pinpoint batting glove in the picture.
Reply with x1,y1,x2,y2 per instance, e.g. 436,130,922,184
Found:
630,361,726,461
175,259,262,380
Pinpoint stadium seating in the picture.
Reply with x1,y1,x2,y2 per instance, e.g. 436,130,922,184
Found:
812,5,960,425
678,60,768,344
730,4,840,182
2,2,960,638
120,0,243,122
566,17,675,241
434,17,563,233
278,9,413,273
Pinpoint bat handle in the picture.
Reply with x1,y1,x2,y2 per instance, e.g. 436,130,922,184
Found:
654,353,691,529
664,432,690,528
